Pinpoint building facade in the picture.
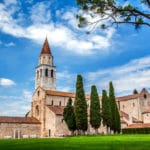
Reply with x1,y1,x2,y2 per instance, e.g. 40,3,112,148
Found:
0,38,150,138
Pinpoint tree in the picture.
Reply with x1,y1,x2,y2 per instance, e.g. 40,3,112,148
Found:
63,97,76,135
74,75,88,134
109,81,121,133
90,85,101,134
101,89,111,133
76,0,150,30
133,89,138,94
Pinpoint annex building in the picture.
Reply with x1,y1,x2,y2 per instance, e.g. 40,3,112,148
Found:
0,39,150,138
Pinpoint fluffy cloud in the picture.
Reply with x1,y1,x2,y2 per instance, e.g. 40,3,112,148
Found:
29,1,51,24
0,78,16,86
57,56,150,96
0,1,115,55
0,89,32,116
85,56,150,95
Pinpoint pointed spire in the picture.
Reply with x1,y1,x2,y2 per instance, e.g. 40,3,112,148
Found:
41,37,52,55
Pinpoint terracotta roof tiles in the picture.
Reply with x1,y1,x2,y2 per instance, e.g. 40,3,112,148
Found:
124,123,150,128
47,105,64,115
117,94,140,101
41,38,51,55
0,117,40,124
46,90,91,99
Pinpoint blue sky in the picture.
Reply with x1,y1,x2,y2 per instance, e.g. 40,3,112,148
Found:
0,0,150,116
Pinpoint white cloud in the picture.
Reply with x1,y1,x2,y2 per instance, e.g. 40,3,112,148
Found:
56,56,150,96
5,42,15,47
29,1,51,24
85,55,150,95
0,1,115,55
0,89,32,116
0,78,16,86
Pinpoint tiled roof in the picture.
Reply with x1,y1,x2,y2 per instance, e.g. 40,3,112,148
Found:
142,109,150,114
47,105,65,115
46,90,91,99
0,117,40,124
120,111,129,120
124,123,150,128
41,38,51,55
121,120,128,124
117,94,140,101
46,90,75,97
132,117,143,123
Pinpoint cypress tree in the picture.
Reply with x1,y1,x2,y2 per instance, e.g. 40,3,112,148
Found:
101,90,111,133
63,97,76,134
90,85,101,134
133,89,138,94
109,81,121,133
74,75,88,134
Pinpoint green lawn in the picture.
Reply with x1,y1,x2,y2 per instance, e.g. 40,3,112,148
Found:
0,135,150,150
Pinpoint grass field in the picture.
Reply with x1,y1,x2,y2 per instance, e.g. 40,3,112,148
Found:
0,135,150,150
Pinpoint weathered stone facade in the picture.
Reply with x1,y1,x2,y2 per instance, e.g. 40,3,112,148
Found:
1,38,150,139
0,117,40,139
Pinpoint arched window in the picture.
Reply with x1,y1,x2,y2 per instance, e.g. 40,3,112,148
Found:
45,69,48,77
51,100,53,106
40,69,42,77
37,91,40,96
59,101,61,106
51,70,53,78
144,94,147,99
35,105,39,116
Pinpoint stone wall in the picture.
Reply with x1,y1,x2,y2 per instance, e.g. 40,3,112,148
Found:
0,123,41,139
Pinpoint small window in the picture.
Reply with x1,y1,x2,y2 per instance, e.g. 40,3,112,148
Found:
45,69,48,77
123,105,125,109
51,70,54,78
40,69,42,77
133,103,135,107
144,94,147,99
147,114,149,117
59,101,61,106
35,105,39,116
37,70,39,79
43,56,45,59
51,100,53,105
37,91,40,96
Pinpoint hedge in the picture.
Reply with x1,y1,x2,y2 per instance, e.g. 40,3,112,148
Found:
122,128,150,134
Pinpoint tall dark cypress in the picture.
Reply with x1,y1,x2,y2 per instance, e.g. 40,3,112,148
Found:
109,81,121,133
74,75,88,133
90,85,101,133
101,90,111,132
63,97,76,134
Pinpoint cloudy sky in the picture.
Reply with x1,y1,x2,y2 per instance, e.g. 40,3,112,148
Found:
0,0,150,116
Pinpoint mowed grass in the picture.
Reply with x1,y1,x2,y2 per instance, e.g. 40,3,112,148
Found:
0,135,150,150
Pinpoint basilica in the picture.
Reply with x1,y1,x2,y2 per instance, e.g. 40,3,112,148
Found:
0,38,150,138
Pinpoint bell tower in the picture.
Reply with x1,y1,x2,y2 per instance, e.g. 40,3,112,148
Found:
35,38,56,90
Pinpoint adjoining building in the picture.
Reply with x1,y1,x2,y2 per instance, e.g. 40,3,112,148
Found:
0,38,150,138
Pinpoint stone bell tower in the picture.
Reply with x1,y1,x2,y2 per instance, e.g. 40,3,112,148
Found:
35,38,56,90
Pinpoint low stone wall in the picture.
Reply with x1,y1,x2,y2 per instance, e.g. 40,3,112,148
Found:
0,123,41,139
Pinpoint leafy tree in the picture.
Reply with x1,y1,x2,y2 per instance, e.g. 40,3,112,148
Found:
76,0,150,30
90,85,101,134
63,97,76,134
101,89,111,133
133,89,138,94
74,75,88,134
109,81,121,133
